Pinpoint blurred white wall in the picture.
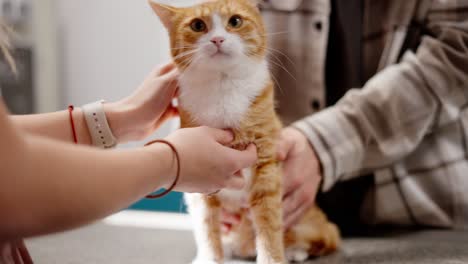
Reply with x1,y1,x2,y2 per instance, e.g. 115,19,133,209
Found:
56,0,194,142
32,0,60,113
57,0,170,107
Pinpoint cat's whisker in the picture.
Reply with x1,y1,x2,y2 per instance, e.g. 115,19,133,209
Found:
265,50,289,70
172,49,198,61
173,42,212,71
245,45,297,82
170,44,199,51
262,31,290,37
172,53,194,61
185,56,203,73
269,54,294,80
269,71,284,95
240,50,285,95
268,57,297,81
178,53,202,73
244,31,290,41
245,43,297,70
263,47,297,71
180,53,198,68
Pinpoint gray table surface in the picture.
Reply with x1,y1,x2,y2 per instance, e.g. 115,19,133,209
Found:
26,222,468,264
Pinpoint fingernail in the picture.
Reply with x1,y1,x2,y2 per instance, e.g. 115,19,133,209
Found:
223,129,235,140
226,129,235,135
247,144,257,151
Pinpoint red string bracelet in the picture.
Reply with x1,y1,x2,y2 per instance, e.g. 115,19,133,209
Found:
144,139,180,199
17,240,33,264
68,105,78,144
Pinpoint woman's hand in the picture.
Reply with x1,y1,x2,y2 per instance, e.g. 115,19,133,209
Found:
151,126,258,194
104,63,179,143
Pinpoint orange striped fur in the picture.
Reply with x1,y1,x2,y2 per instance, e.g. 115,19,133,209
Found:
150,0,340,263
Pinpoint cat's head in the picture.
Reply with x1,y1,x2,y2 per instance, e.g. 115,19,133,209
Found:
150,0,266,72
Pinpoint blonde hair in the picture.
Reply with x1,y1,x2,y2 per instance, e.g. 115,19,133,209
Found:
0,19,17,74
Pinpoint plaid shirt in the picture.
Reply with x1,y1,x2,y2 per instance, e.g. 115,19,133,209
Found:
262,0,468,228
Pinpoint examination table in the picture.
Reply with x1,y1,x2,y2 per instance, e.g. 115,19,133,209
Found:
27,213,468,264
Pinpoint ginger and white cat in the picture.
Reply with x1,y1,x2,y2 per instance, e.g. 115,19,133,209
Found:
149,0,340,263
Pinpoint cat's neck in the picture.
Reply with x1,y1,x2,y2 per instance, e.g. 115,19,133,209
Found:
178,59,270,129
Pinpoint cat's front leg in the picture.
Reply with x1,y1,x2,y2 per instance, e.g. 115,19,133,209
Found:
185,193,224,264
250,161,286,264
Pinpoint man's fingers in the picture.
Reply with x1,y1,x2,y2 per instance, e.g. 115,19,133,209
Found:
282,161,303,197
276,130,295,161
284,203,309,230
282,187,304,220
221,209,241,225
221,210,241,234
276,138,290,161
222,224,232,234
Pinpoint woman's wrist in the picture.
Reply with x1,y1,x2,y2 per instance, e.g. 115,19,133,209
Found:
102,101,141,143
71,107,93,145
142,141,178,190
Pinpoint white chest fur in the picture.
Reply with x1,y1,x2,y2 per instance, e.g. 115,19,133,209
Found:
179,60,270,207
178,60,270,129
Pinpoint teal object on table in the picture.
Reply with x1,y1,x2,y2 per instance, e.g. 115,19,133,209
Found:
129,191,187,213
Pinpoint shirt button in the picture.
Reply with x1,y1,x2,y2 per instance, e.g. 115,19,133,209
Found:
311,99,321,111
315,21,323,32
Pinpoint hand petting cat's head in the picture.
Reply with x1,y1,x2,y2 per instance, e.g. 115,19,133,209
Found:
150,0,266,72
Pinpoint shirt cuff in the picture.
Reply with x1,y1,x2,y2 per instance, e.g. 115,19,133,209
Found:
292,106,365,192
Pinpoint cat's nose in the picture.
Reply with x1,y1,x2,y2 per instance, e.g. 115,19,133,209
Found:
210,36,226,48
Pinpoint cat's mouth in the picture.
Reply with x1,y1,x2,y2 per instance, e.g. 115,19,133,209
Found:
210,49,230,58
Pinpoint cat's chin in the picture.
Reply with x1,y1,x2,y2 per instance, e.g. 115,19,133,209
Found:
192,58,246,74
207,54,238,67
210,50,230,58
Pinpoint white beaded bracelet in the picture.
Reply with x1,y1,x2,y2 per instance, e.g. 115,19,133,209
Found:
82,100,118,149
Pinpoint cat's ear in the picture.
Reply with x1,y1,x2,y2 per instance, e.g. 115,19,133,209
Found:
149,1,178,30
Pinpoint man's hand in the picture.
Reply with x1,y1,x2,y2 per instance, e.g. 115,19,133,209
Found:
277,127,322,229
220,127,323,232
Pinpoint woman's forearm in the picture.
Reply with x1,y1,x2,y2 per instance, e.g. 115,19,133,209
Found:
11,103,130,145
11,63,181,145
12,108,93,145
0,133,175,241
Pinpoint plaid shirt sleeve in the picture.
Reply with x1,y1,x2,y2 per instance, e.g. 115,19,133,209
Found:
293,9,468,192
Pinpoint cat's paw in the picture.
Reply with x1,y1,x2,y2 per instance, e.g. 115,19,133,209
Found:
286,248,309,263
308,223,341,257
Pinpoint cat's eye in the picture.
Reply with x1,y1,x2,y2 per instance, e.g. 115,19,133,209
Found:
228,15,243,28
190,19,207,32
